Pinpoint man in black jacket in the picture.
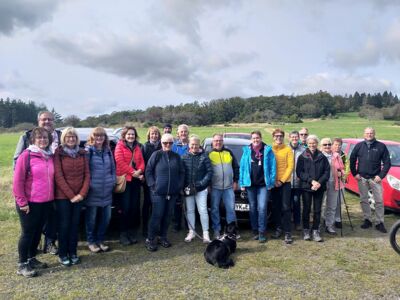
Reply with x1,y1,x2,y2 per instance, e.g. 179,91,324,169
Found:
350,127,391,233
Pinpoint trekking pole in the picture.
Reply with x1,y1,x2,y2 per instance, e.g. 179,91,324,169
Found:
337,188,343,237
341,189,354,231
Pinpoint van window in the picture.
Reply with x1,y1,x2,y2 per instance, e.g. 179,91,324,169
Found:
341,142,348,153
348,144,355,157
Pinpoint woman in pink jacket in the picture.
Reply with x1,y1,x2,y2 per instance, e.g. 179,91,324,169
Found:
13,127,55,278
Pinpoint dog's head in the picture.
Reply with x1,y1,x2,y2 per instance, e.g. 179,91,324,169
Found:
224,222,237,240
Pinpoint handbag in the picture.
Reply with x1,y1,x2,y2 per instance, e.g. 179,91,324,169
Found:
114,150,135,193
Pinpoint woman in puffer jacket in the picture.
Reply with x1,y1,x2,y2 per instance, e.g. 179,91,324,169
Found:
13,127,54,278
114,126,145,245
181,135,213,243
84,127,116,253
54,127,90,266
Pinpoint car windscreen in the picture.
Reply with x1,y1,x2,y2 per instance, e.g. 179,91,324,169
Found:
387,145,400,167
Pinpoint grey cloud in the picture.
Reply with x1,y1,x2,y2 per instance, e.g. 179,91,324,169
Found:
0,0,60,35
42,34,196,84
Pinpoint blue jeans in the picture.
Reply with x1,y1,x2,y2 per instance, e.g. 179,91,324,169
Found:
185,189,209,232
85,205,111,245
211,188,237,232
246,186,268,233
56,199,83,258
148,194,177,241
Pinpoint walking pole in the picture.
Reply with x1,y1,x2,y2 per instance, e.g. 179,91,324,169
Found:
341,188,354,231
337,188,343,237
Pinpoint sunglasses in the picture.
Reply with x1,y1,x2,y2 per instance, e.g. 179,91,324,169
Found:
299,133,308,136
322,143,332,146
162,142,173,145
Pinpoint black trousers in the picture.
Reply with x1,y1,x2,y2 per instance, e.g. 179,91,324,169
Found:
17,202,52,263
119,178,141,233
271,182,292,233
302,189,325,230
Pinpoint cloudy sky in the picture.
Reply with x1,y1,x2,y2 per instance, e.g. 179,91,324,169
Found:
1,0,400,118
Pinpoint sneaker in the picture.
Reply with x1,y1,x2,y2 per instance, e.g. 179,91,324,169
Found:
259,233,267,243
303,229,311,241
213,230,221,240
375,222,387,233
120,232,133,246
160,239,172,248
325,226,337,235
271,228,282,239
28,257,48,269
59,257,71,267
312,230,323,242
184,230,196,242
88,244,101,253
252,230,259,240
203,231,211,244
70,255,81,265
99,243,110,252
335,221,342,229
43,241,58,255
127,230,138,244
284,233,293,244
145,239,158,252
361,219,372,229
17,262,37,278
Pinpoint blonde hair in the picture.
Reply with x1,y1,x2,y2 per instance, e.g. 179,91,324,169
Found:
61,127,80,147
86,127,110,148
146,126,161,141
189,134,200,144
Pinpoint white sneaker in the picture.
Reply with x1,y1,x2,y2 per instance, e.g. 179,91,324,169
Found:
203,231,211,243
184,230,195,242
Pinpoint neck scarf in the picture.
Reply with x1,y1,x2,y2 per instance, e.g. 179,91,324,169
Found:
63,145,80,158
28,145,53,158
252,143,263,160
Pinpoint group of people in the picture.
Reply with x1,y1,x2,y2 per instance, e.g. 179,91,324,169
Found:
12,111,391,278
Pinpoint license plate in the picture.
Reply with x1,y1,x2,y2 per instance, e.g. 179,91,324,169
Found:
235,203,250,211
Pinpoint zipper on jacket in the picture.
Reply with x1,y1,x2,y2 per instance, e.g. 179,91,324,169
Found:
167,152,171,196
219,152,225,189
47,159,51,201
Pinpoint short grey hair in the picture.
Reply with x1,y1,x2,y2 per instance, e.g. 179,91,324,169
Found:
189,134,200,144
306,134,319,144
161,133,174,143
37,111,54,120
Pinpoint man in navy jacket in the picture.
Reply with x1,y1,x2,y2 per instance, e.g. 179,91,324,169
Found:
350,127,391,233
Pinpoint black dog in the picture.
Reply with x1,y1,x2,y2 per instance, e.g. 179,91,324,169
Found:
204,222,237,269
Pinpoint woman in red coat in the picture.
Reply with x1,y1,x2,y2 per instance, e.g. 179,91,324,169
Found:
114,126,145,245
54,127,90,266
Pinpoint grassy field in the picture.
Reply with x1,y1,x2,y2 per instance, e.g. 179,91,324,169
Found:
1,114,400,299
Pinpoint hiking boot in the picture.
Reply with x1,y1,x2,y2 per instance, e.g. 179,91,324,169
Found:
145,239,158,252
271,228,282,239
59,256,71,267
361,219,372,229
88,244,101,253
375,222,387,233
99,243,110,252
252,230,259,240
325,226,337,235
203,231,211,244
284,232,293,244
43,241,58,255
259,233,267,243
160,239,172,248
303,229,311,241
28,257,48,269
120,232,133,246
213,230,221,240
17,262,37,278
70,255,81,265
312,230,323,242
335,221,342,229
184,230,196,242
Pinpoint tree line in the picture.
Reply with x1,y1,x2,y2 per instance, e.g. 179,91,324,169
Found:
1,91,399,129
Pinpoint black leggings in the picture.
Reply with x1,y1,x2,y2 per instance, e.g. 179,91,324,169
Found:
302,189,324,230
17,202,52,263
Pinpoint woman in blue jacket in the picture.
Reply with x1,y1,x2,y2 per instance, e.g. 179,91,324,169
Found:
239,130,276,243
85,127,116,253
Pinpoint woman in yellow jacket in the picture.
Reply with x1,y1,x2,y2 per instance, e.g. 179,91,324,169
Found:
270,129,294,244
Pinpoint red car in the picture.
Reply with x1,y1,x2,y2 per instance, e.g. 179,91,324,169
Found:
342,138,400,212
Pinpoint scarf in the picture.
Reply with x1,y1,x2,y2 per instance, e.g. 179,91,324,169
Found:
252,143,263,161
28,145,53,159
63,145,80,158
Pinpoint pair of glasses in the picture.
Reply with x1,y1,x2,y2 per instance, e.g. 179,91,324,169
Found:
323,143,332,146
274,135,283,138
300,133,308,136
162,142,173,145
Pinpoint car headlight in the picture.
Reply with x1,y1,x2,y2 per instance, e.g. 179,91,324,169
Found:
387,175,400,191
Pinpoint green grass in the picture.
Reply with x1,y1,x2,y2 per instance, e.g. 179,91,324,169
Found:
1,115,400,299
